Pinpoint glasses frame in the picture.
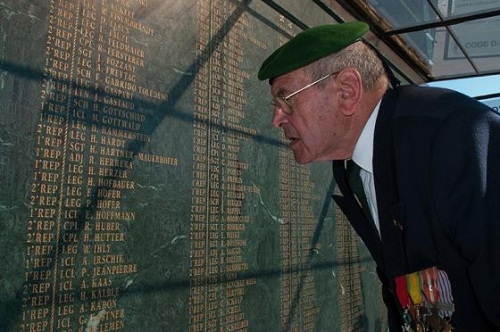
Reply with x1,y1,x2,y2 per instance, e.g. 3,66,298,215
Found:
270,71,340,115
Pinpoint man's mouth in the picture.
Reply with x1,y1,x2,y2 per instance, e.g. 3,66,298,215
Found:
284,129,300,147
287,136,300,147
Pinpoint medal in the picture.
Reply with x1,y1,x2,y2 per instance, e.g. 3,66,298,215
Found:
425,306,444,331
442,317,454,331
394,267,455,331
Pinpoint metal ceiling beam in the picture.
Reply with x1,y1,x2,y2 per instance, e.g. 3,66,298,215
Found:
475,92,500,101
387,9,500,35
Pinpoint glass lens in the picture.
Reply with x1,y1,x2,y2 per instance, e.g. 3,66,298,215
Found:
270,95,292,114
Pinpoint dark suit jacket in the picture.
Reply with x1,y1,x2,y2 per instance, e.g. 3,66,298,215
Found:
333,86,500,331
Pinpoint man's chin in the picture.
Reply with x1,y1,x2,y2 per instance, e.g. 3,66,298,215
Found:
292,152,313,165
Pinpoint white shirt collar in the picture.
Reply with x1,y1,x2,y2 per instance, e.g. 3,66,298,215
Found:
351,99,382,173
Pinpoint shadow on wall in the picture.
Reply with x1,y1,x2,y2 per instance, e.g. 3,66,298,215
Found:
0,1,371,331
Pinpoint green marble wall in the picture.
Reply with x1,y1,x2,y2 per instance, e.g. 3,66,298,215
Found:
0,1,385,331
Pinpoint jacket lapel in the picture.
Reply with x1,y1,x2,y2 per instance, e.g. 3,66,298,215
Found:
373,89,408,278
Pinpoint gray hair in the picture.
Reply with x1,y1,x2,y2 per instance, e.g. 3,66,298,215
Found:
306,41,389,91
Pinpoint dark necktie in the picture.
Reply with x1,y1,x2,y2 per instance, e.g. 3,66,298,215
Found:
346,160,375,225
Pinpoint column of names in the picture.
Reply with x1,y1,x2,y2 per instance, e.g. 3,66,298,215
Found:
21,0,164,330
189,1,211,330
189,0,258,330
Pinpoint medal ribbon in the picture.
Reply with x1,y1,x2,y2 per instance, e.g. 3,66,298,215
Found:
395,275,411,308
406,272,423,306
436,269,455,317
395,267,455,328
420,266,440,305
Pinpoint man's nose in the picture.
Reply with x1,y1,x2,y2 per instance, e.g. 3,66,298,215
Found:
272,108,288,128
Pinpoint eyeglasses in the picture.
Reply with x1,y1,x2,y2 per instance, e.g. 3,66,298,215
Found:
270,71,339,115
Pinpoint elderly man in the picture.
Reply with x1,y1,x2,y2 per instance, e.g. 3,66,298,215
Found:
258,22,500,331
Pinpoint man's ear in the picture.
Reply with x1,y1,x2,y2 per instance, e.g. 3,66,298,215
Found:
337,69,362,116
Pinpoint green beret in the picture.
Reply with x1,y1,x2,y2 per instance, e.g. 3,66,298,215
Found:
258,22,369,81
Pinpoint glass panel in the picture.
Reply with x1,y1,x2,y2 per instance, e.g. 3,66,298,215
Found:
440,0,500,20
367,0,442,29
448,16,500,58
396,29,438,67
399,28,476,79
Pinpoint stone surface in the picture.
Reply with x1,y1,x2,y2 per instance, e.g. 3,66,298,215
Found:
0,1,385,331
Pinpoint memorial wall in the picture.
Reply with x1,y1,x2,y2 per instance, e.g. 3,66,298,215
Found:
0,1,386,331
